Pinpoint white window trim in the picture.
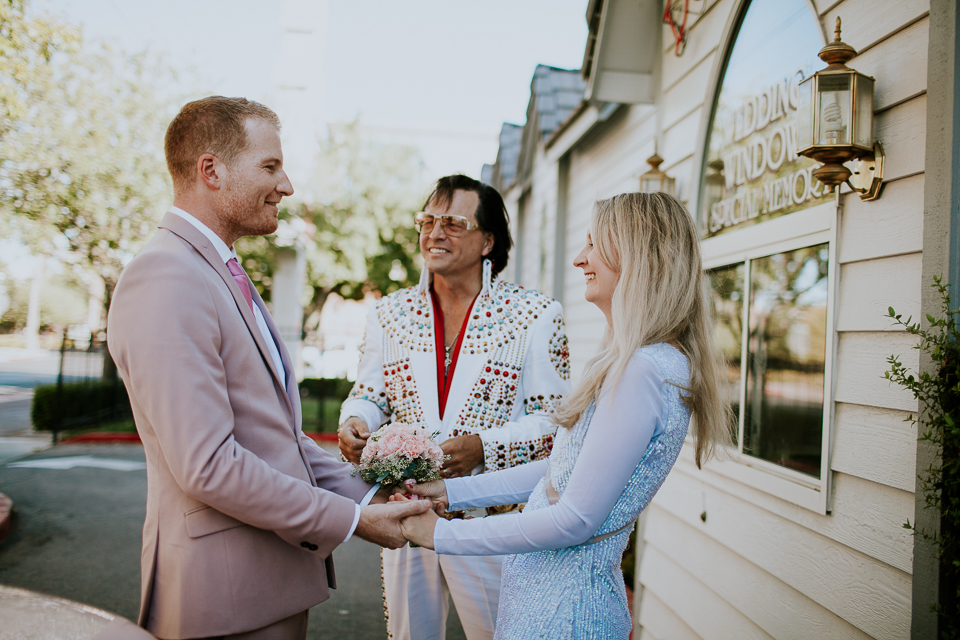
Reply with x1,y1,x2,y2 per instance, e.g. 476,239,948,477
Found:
699,198,838,515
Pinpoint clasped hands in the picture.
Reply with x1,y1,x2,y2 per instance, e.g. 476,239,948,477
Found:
354,481,447,550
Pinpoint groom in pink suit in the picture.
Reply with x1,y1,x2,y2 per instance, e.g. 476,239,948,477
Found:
107,96,428,640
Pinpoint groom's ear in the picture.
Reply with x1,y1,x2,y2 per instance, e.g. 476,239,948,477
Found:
197,153,222,191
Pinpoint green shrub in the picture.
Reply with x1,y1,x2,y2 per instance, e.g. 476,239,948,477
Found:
31,380,130,431
887,275,960,636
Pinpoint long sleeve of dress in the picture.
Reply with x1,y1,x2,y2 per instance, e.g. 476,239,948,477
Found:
444,459,549,510
433,351,667,556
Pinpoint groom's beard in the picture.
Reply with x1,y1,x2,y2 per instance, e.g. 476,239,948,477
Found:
217,183,281,240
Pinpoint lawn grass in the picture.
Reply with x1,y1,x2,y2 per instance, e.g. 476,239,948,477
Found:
299,398,342,432
60,418,137,438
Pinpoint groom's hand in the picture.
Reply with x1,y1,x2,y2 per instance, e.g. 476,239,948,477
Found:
354,501,431,549
439,433,483,478
338,417,370,463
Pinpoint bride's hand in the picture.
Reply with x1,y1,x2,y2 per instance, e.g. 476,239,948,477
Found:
390,479,448,515
394,494,439,549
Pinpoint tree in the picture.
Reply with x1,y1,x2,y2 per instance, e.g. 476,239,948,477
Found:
1,30,176,334
0,0,79,130
237,121,427,341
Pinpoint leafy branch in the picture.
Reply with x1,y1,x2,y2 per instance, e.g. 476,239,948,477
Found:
886,275,960,636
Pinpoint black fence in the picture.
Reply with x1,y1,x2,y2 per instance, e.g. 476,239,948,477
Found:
31,334,129,442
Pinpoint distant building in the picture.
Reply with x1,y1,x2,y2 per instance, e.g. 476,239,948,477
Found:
486,0,954,637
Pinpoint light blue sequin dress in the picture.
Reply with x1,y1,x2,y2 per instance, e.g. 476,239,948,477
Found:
437,344,690,639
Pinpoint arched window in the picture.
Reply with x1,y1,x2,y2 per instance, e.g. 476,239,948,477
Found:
699,0,835,513
700,0,828,236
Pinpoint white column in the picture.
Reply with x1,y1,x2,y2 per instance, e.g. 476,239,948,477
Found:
272,245,306,379
24,256,44,350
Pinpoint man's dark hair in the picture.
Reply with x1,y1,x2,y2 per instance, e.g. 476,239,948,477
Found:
424,174,513,277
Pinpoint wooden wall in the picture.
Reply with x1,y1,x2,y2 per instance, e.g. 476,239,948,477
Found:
507,0,930,637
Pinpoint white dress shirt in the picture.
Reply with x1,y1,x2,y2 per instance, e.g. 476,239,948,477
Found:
168,207,375,540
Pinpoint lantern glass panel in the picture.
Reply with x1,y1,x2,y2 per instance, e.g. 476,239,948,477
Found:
797,77,813,149
640,175,661,193
816,74,851,146
854,75,874,149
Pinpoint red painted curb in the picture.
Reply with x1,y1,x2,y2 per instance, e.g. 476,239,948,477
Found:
59,433,142,445
58,432,340,444
0,492,13,544
306,432,339,443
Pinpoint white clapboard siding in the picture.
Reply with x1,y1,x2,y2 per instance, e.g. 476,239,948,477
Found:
651,470,912,639
874,94,926,181
641,545,774,640
661,0,723,53
822,0,929,53
670,452,915,572
832,402,918,492
853,17,928,111
662,106,703,168
836,252,922,331
662,0,731,83
638,589,703,640
664,155,699,207
662,46,716,112
662,53,715,131
644,506,875,640
834,331,919,411
839,173,925,263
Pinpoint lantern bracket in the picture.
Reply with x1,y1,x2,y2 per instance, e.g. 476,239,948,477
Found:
846,141,884,201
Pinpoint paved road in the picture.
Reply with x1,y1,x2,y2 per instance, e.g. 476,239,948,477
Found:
0,443,469,639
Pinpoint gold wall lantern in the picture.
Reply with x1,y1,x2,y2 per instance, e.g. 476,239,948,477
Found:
639,152,676,195
797,17,883,200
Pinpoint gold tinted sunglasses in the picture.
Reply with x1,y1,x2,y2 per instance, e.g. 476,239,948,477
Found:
414,212,483,237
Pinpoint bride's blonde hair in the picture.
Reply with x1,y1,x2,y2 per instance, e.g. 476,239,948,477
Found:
553,192,732,468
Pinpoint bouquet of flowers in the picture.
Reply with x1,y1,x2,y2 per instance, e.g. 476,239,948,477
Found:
353,421,449,488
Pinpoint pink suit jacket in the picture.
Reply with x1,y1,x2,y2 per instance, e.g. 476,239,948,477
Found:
107,212,371,639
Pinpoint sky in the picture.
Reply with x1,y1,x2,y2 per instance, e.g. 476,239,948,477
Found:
32,0,590,183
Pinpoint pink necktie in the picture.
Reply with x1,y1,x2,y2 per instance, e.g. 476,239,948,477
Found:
226,258,254,313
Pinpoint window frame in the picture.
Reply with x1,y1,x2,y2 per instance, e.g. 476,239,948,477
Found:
700,199,838,514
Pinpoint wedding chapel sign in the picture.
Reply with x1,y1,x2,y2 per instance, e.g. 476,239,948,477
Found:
700,0,829,238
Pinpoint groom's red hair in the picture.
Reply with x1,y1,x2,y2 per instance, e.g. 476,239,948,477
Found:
164,96,280,191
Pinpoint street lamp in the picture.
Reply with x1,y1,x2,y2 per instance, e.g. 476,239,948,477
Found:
639,152,676,195
797,17,884,200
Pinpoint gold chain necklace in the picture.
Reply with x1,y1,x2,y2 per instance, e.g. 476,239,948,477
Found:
444,329,461,378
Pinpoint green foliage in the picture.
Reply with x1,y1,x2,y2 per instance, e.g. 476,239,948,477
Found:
1,1,177,331
886,275,960,636
0,40,175,285
31,379,129,431
0,0,80,126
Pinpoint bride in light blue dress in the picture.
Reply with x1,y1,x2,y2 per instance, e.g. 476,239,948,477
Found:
396,192,732,639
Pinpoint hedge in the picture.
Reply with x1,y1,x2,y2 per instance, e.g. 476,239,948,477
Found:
31,380,130,431
31,377,354,432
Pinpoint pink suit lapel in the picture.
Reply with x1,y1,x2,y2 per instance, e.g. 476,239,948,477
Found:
157,212,296,423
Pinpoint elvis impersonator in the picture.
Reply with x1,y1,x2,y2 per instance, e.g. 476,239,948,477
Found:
339,174,571,640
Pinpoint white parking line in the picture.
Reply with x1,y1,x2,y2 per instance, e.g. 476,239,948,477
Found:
7,456,145,471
